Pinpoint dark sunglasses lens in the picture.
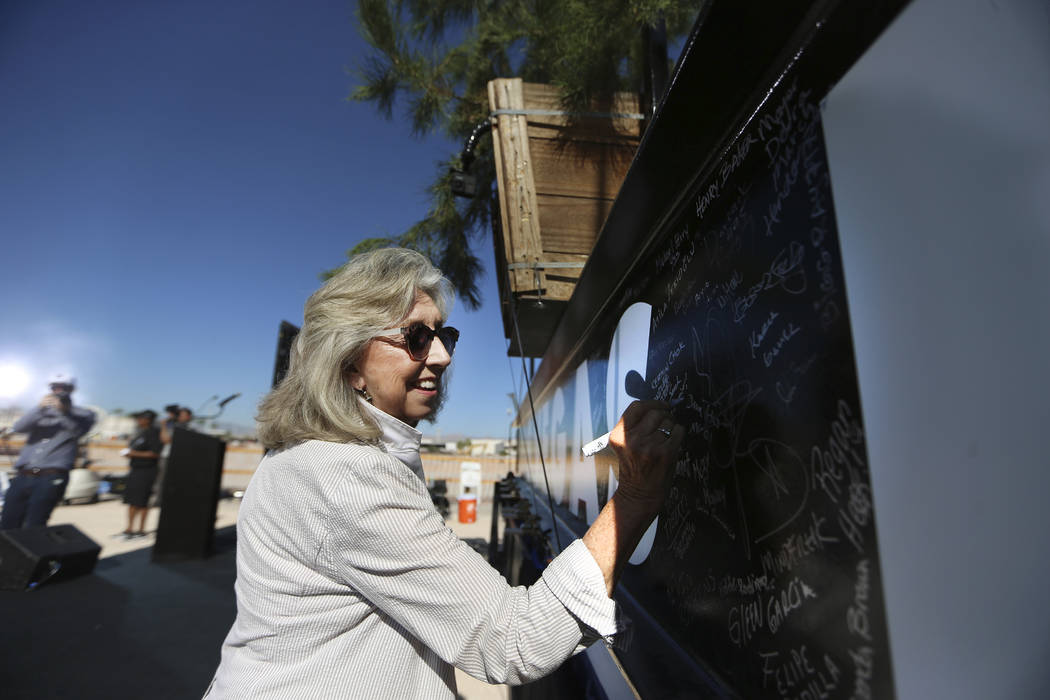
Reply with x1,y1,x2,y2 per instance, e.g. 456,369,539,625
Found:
405,324,432,358
404,324,458,358
438,327,458,354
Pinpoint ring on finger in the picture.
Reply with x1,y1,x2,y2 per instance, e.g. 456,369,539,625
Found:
657,426,672,438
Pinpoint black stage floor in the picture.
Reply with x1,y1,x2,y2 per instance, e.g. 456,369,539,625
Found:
0,527,238,699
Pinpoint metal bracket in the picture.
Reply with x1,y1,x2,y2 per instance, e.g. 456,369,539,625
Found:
491,108,645,120
506,262,586,270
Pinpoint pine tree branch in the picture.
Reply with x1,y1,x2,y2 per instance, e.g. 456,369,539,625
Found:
341,0,703,308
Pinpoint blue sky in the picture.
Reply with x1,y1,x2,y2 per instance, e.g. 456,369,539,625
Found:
0,0,521,438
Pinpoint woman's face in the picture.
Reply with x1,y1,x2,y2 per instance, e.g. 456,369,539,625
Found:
349,293,452,426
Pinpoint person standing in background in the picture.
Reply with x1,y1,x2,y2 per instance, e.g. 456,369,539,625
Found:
0,373,96,529
120,409,162,538
159,404,180,446
176,406,196,430
156,403,182,506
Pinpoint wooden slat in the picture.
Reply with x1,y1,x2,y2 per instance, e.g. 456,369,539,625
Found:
488,82,514,291
528,139,635,199
536,194,616,253
525,122,638,147
489,80,641,300
489,78,543,293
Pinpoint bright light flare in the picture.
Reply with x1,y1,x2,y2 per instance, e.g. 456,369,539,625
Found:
0,363,32,399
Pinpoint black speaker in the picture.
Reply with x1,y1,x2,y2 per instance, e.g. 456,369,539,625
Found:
272,320,300,388
153,428,226,561
0,524,101,591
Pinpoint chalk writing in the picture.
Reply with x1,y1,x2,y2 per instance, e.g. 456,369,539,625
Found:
749,311,780,358
728,597,763,647
728,576,818,647
761,645,816,696
838,474,873,553
788,654,842,700
846,559,872,641
760,646,845,700
549,70,891,699
721,133,758,186
848,646,874,700
810,400,866,504
760,511,839,578
719,572,774,597
734,242,807,322
696,182,721,220
763,322,802,367
669,520,697,559
767,576,819,635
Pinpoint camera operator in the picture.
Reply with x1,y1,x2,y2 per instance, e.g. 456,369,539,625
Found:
0,373,96,529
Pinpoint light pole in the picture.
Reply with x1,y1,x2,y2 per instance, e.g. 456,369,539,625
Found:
506,393,517,456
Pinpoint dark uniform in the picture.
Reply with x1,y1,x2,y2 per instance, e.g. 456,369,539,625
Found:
123,425,163,507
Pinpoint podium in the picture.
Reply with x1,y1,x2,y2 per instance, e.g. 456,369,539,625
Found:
153,428,226,561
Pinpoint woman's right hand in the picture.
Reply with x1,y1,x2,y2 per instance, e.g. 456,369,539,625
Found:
583,400,685,594
607,400,684,514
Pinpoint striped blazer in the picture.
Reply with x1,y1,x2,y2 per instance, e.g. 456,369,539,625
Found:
206,410,618,699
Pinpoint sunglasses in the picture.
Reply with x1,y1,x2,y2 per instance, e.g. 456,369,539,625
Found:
375,322,459,361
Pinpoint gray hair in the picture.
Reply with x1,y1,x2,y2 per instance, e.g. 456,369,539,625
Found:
257,248,452,450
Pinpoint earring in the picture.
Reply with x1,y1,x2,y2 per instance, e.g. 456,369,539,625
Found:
354,387,373,403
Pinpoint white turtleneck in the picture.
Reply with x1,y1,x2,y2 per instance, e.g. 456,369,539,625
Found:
361,399,424,480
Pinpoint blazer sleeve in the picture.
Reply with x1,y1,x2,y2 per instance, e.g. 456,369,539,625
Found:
321,452,620,685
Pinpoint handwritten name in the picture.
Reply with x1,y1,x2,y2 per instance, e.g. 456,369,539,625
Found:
761,645,815,696
776,381,797,403
849,646,875,700
810,400,866,504
728,576,818,647
760,511,839,578
749,311,780,358
767,576,818,635
734,242,807,323
839,478,873,554
760,645,841,699
719,571,774,597
696,182,720,221
720,133,758,186
846,559,872,641
763,322,801,367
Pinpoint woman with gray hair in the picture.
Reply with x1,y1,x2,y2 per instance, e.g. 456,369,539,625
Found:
206,248,682,699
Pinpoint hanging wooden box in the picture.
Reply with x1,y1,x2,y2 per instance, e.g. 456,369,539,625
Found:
488,79,642,305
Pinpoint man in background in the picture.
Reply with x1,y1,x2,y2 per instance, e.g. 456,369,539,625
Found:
156,403,184,507
176,406,196,430
0,373,96,529
161,404,180,441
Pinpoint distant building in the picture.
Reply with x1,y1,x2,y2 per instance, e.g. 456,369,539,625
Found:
468,438,509,456
0,407,22,432
418,436,516,456
92,409,134,440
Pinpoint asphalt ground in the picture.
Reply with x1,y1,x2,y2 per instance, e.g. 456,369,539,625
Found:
0,495,508,700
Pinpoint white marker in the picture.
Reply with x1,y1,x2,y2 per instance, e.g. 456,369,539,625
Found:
581,397,683,457
581,432,611,457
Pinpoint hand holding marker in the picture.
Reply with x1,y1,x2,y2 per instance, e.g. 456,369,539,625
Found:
581,370,684,457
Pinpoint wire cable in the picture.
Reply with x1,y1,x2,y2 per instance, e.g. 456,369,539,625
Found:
508,297,563,553
503,337,539,515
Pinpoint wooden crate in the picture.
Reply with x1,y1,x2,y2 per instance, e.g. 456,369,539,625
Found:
488,79,642,303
